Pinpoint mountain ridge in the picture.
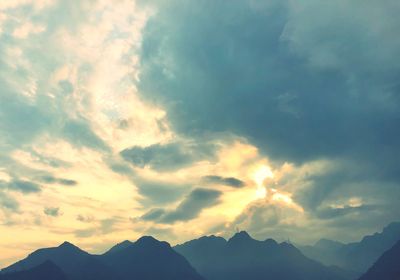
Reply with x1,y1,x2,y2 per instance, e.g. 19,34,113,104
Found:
175,230,347,280
298,221,400,275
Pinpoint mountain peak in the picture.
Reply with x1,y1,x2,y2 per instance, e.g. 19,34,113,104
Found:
136,235,158,243
104,240,133,256
264,238,278,246
135,236,169,248
114,240,133,248
315,238,344,249
228,231,253,243
58,241,79,250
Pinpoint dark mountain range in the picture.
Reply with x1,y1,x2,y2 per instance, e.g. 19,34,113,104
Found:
2,224,399,280
298,222,400,274
0,261,66,280
174,231,347,280
358,240,400,280
1,237,203,280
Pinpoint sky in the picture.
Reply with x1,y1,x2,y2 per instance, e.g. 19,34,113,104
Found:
1,0,400,268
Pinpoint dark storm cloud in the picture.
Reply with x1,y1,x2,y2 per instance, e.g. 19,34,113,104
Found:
138,0,400,170
202,175,245,188
150,188,223,223
120,141,216,172
137,0,400,234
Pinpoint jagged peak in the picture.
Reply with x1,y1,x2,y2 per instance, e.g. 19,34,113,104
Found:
279,241,298,251
264,238,278,246
59,241,76,248
228,231,253,243
135,236,169,248
117,240,133,246
136,235,158,243
103,240,134,255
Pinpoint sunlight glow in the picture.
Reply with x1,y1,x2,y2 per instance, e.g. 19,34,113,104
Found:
271,189,304,213
253,165,274,199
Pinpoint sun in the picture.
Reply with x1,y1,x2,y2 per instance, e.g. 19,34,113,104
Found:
253,165,274,199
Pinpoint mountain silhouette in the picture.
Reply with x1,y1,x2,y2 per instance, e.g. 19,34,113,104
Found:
1,241,118,280
175,231,347,280
0,261,66,280
99,236,204,280
4,228,399,280
358,239,400,280
299,222,400,275
2,237,204,280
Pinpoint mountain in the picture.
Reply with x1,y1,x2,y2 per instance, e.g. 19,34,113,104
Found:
1,242,118,280
298,222,400,274
102,240,133,256
174,231,347,280
99,236,204,280
359,239,400,280
0,261,67,280
299,239,348,269
343,222,400,273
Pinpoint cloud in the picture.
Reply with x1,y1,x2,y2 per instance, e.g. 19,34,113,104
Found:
75,228,97,238
155,188,222,223
138,0,400,167
202,175,245,188
0,192,19,211
231,201,281,233
39,176,77,186
120,141,216,172
1,180,41,193
43,207,61,217
134,178,189,206
315,205,376,220
140,208,166,221
74,216,122,238
76,214,95,223
61,120,110,152
0,88,52,150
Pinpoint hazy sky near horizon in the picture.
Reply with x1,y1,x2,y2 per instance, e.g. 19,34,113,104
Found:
1,0,400,267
